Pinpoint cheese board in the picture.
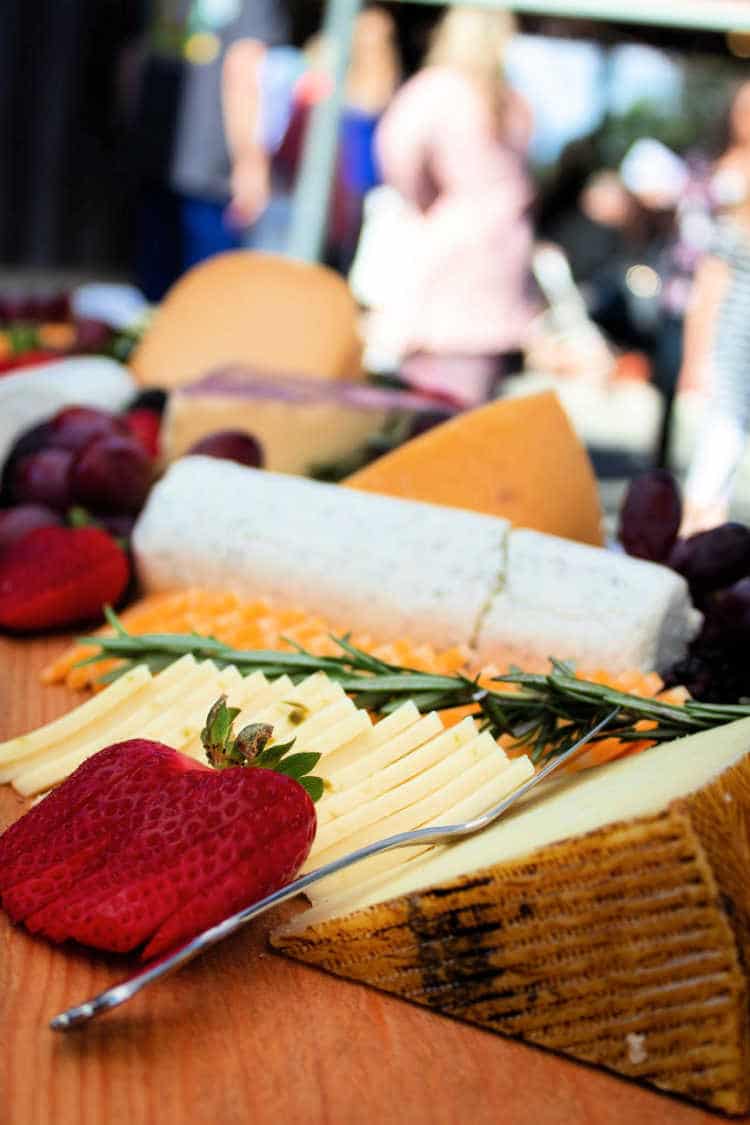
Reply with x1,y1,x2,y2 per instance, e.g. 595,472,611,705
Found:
2,386,750,1121
1,634,746,1125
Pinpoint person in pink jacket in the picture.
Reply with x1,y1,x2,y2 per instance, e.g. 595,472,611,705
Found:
368,6,536,407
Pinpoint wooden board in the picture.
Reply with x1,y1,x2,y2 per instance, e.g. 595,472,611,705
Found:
0,635,745,1125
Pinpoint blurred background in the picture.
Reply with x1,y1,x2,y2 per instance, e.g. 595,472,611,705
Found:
3,0,750,531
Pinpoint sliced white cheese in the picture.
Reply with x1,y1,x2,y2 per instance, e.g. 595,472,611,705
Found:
0,664,152,768
279,698,358,752
306,755,533,907
133,457,510,650
326,711,443,789
477,529,701,672
140,664,246,750
321,716,481,821
12,658,220,794
307,731,510,869
320,702,422,784
301,711,373,761
234,672,346,742
293,716,750,928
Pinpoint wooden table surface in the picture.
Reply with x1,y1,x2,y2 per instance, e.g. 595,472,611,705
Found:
1,635,745,1125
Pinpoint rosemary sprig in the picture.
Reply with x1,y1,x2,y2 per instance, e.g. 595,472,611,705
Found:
76,610,750,765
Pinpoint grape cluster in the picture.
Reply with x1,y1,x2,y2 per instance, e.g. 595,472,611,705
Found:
620,472,750,702
0,403,161,552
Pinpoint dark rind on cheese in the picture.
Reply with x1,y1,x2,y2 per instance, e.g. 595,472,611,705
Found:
272,760,750,1115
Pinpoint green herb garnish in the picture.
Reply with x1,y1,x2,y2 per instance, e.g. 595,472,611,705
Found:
77,609,750,766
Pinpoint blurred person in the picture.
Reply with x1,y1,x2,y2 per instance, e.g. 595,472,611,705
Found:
680,81,750,532
222,6,401,267
133,0,289,300
364,6,535,407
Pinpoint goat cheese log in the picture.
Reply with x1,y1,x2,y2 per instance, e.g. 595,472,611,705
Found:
132,457,700,672
0,357,136,471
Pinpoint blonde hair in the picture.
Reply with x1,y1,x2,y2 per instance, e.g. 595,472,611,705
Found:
425,6,517,129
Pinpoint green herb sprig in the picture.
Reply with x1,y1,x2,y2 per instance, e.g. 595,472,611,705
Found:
77,609,750,765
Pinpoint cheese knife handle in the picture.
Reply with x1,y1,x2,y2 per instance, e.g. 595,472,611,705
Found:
50,708,617,1031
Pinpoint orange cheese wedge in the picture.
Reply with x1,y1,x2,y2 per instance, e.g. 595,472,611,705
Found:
345,391,604,546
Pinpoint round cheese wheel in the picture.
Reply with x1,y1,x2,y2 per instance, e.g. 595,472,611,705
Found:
130,251,363,389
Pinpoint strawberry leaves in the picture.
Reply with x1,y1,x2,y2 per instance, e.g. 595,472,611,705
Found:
200,696,324,801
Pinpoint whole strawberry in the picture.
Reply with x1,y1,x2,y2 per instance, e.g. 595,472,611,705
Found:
0,698,320,959
0,525,129,632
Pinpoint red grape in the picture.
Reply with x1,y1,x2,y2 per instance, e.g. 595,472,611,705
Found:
47,406,128,453
73,318,112,352
70,435,152,514
11,449,74,510
125,408,161,458
0,504,62,553
188,430,264,469
668,524,750,603
619,470,682,563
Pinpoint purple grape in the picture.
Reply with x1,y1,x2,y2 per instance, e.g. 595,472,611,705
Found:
70,435,152,515
704,578,750,642
668,524,750,603
73,318,112,352
0,504,62,552
47,406,128,453
188,430,264,469
6,421,54,462
619,470,682,563
10,449,75,511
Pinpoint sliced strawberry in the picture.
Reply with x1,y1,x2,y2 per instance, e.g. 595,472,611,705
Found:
143,811,313,959
0,742,193,907
0,703,320,957
22,769,308,953
0,525,130,631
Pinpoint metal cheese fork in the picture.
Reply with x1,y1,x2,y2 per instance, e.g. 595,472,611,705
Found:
50,709,617,1030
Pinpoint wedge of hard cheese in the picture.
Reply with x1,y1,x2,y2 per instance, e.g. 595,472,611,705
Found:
345,391,604,546
273,718,750,1115
132,458,699,672
161,367,453,474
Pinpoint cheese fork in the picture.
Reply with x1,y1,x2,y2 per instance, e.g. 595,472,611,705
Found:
50,709,617,1031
